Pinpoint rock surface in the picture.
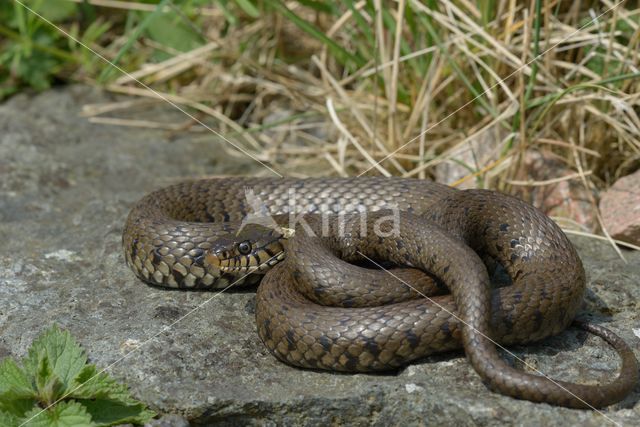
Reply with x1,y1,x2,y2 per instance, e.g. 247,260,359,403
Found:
1,86,639,426
600,169,640,245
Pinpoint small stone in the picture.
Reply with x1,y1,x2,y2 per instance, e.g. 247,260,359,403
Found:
599,169,640,245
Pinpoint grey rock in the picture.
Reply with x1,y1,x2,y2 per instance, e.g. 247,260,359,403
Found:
0,86,639,426
145,414,190,427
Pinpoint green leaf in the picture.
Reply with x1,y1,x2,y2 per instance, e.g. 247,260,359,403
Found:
69,365,131,403
81,399,155,427
296,0,334,14
35,356,65,405
0,394,37,419
146,13,203,58
70,365,156,425
23,326,87,393
0,358,33,397
0,409,21,427
0,357,37,417
98,0,174,82
19,0,77,23
234,0,259,18
0,325,155,426
20,400,95,427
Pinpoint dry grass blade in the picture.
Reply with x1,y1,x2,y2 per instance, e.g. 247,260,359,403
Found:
56,0,639,249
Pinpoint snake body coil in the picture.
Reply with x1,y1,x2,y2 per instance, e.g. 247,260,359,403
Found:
123,177,638,408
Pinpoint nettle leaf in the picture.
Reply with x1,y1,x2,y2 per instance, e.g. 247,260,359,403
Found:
68,365,129,401
24,326,87,393
70,365,156,425
0,409,21,427
1,325,155,426
0,357,37,417
0,357,34,397
35,356,65,405
81,399,155,427
0,395,37,419
20,400,95,427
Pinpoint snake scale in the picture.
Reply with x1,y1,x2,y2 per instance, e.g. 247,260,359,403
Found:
122,177,638,408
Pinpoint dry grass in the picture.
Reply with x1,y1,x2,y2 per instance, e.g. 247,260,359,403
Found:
72,1,639,237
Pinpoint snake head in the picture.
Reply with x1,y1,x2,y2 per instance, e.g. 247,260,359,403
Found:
205,224,290,274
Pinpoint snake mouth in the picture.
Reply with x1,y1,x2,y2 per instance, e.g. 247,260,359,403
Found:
204,224,288,275
204,252,222,270
205,244,285,274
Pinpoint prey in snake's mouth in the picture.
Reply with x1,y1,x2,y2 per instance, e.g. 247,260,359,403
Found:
204,224,289,275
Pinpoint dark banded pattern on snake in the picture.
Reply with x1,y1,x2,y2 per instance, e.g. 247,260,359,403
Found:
122,177,638,408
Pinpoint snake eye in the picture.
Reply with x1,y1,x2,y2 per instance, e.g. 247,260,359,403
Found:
237,241,252,255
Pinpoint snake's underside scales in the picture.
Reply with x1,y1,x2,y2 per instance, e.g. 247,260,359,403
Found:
122,177,638,408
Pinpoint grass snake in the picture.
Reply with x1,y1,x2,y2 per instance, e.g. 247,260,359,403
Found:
122,177,638,408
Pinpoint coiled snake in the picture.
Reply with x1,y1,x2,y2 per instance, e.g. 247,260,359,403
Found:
122,177,638,408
